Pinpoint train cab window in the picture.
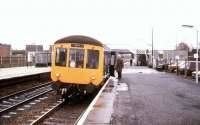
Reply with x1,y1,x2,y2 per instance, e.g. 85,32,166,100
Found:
86,50,99,69
55,48,67,66
69,49,84,68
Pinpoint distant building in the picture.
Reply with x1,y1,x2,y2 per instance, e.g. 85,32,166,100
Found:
111,49,134,64
188,49,200,61
146,50,188,67
26,45,43,52
135,49,147,66
0,43,11,57
49,45,53,52
111,49,133,55
12,50,26,57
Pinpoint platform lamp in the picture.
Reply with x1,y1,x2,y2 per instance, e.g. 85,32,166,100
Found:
182,25,199,84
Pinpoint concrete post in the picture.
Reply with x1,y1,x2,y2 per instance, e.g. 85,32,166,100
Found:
176,59,179,76
18,56,20,65
184,58,187,77
196,30,199,84
0,56,2,65
10,56,11,67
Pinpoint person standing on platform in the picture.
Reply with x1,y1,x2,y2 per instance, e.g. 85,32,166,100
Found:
109,54,115,76
116,55,124,80
130,58,133,66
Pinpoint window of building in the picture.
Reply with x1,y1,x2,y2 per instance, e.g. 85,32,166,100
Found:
55,48,67,66
69,49,84,68
86,50,99,69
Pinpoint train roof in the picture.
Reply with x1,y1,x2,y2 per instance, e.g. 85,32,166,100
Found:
103,44,111,51
54,35,103,47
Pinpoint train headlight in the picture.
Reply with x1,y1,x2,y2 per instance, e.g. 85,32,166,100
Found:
90,76,95,80
56,73,60,77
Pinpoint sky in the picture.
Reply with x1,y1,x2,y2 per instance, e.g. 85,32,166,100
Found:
0,0,200,50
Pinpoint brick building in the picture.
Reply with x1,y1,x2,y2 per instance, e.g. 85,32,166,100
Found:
0,43,11,57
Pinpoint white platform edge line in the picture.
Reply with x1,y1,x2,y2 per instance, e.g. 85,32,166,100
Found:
75,77,112,125
0,71,50,80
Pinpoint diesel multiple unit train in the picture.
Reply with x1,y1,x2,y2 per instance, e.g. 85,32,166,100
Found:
51,35,116,96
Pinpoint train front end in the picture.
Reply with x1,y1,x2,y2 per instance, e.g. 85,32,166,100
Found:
51,35,105,94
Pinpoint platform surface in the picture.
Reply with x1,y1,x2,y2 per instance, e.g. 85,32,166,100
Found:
83,77,117,125
84,65,200,125
0,66,51,80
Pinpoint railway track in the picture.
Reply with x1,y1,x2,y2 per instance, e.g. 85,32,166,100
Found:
34,78,111,125
28,99,64,125
27,96,91,125
1,86,89,125
1,77,111,125
0,81,53,115
24,92,88,125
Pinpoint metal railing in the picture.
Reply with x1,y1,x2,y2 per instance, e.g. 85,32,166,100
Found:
0,56,35,68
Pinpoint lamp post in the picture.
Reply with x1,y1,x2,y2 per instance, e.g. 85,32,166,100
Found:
147,28,154,68
152,28,154,68
182,25,199,84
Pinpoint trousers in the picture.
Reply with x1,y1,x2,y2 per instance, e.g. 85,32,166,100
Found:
117,71,122,80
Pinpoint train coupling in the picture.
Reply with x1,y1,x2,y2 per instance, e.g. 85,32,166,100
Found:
61,88,67,95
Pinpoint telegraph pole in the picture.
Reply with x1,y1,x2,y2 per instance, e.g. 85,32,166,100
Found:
196,30,199,84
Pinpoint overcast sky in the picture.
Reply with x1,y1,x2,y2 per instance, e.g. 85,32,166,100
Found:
0,0,200,50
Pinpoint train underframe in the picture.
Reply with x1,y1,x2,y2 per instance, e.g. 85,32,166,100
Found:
51,75,109,99
52,81,102,99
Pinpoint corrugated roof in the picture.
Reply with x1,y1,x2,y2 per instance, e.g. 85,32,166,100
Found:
136,50,146,54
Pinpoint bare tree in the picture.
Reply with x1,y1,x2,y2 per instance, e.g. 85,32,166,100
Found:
176,42,190,51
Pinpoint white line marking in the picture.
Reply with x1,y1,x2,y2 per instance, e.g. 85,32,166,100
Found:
75,77,112,125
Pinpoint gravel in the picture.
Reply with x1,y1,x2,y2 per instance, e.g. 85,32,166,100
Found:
1,91,92,125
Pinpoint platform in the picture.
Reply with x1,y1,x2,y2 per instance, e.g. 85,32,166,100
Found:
81,65,200,125
82,77,117,125
0,66,51,80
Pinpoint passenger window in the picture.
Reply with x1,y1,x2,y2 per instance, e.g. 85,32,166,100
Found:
69,49,84,68
87,50,99,69
55,48,67,66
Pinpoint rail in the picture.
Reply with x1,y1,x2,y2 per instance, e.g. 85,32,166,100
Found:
29,99,64,125
0,82,53,114
0,81,53,100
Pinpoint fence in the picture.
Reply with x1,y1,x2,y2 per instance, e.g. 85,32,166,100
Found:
0,56,35,68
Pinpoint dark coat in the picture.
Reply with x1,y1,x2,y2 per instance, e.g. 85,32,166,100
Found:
116,58,124,72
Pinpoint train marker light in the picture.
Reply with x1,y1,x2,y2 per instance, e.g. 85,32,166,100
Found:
56,73,60,77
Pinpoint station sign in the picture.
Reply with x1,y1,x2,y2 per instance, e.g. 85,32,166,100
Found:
194,53,199,59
